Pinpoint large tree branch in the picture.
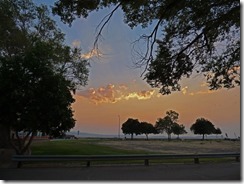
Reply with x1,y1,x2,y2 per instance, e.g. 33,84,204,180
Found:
93,3,122,55
9,138,19,155
132,0,183,75
22,131,32,146
21,131,35,155
131,17,162,76
15,130,22,154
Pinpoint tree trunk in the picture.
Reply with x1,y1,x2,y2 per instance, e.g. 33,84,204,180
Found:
16,133,34,168
131,133,133,140
17,161,22,168
0,125,11,148
202,134,205,140
11,131,35,155
21,131,34,155
167,133,171,141
146,134,148,140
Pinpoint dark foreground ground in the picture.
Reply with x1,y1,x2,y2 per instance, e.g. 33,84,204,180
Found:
0,162,241,181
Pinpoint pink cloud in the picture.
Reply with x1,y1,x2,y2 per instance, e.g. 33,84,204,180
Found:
77,84,155,104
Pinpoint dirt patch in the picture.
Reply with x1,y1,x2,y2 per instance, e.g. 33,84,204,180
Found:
97,140,240,154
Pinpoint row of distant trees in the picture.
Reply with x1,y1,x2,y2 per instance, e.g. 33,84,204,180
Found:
121,110,222,140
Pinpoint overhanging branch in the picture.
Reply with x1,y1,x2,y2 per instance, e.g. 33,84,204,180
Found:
93,3,122,56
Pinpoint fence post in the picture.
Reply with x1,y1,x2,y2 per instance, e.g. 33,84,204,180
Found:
194,158,199,164
235,156,240,162
17,161,22,168
144,159,149,166
86,161,90,167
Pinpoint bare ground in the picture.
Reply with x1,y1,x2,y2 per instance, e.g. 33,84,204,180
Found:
97,139,240,154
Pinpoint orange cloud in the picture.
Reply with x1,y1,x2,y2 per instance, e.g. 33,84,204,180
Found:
77,84,156,104
181,83,218,96
81,49,103,59
123,90,155,100
189,90,216,96
181,86,188,95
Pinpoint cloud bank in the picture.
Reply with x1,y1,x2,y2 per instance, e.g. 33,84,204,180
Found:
77,82,218,105
81,49,103,59
77,84,155,104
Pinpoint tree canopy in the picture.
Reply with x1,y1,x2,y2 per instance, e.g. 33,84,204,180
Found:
0,0,89,89
139,122,157,140
190,118,217,140
121,118,141,140
0,49,75,154
121,119,156,140
155,110,182,140
0,0,89,154
53,0,240,94
155,117,174,140
171,123,187,139
215,128,222,135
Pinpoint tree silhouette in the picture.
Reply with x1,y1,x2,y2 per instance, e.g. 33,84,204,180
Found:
121,118,140,140
0,0,89,154
0,43,76,156
172,123,187,139
155,117,174,141
139,122,157,140
155,110,179,140
215,128,222,138
53,0,240,94
190,118,216,140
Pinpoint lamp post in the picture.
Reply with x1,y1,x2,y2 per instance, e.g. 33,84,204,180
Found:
118,115,120,139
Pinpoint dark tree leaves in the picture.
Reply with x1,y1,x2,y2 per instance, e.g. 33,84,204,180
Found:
190,118,217,140
53,0,240,94
0,0,89,153
121,118,141,140
0,51,76,154
139,122,156,140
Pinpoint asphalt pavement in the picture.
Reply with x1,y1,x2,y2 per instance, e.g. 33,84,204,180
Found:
0,162,241,181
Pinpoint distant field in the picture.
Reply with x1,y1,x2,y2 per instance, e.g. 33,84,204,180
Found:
96,139,240,154
30,139,149,155
31,138,240,155
28,139,240,167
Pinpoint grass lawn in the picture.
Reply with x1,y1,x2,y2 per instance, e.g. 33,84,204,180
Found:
27,138,240,167
30,139,150,155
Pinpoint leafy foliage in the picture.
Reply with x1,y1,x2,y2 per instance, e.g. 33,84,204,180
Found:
215,128,222,135
0,0,89,89
155,117,174,140
155,110,181,140
0,0,89,154
190,118,217,140
0,51,75,154
121,119,157,140
53,0,240,94
171,123,187,139
121,118,141,140
139,122,157,140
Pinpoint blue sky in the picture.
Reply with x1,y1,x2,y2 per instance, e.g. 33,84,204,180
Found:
33,0,241,138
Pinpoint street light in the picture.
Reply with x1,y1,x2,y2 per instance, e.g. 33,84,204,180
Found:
118,115,120,139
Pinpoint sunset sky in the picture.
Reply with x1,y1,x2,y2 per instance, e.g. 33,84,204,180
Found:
36,1,240,138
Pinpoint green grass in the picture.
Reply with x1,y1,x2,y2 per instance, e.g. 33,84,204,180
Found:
27,139,239,167
27,139,151,167
30,139,150,155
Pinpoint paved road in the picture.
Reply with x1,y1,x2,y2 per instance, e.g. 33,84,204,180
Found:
0,163,240,181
